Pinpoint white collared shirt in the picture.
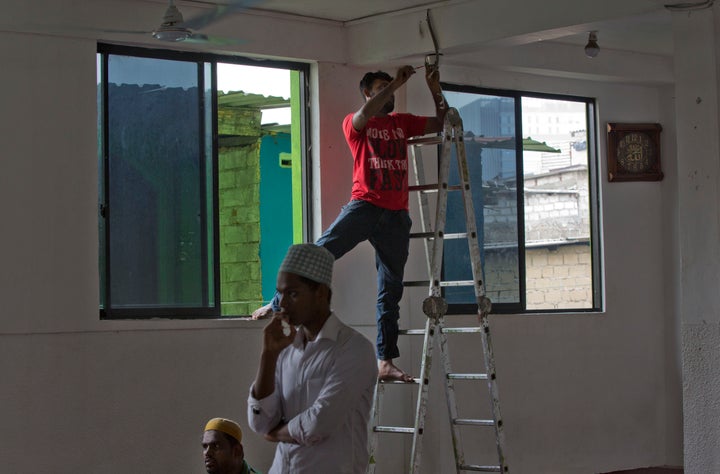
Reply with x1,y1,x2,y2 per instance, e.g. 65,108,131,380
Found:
248,312,378,474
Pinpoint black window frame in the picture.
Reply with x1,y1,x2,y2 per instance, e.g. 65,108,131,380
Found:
97,43,311,320
440,82,603,315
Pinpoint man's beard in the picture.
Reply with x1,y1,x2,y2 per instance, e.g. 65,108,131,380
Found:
380,99,395,114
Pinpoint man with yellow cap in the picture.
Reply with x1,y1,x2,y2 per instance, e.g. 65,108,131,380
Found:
202,417,260,474
247,244,378,473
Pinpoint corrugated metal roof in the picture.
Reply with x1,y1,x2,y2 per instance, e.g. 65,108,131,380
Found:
218,90,289,109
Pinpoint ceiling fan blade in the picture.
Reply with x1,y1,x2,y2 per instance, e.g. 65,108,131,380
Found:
182,0,260,30
45,24,153,37
103,28,154,35
186,32,246,45
184,33,245,46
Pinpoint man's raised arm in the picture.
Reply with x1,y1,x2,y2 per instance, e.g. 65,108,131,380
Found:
422,63,448,134
352,65,416,131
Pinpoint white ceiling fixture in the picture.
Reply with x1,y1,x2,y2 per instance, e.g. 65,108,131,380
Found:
152,0,195,41
584,31,599,58
110,0,253,45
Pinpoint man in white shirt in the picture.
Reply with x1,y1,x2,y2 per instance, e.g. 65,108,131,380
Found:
247,244,378,474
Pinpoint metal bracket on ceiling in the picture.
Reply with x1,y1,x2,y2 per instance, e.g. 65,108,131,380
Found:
425,9,442,70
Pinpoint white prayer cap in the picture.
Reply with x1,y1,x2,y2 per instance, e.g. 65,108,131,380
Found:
279,244,334,287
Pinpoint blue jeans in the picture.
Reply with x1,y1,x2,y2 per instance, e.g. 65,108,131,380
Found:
272,199,411,360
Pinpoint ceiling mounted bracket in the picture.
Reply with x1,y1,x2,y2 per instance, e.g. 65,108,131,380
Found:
425,9,442,69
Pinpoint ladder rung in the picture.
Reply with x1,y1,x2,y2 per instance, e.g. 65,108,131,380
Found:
408,184,463,192
440,280,475,287
409,231,435,239
409,184,440,192
459,464,502,472
374,426,415,434
408,135,443,146
453,418,495,426
408,232,470,240
447,373,489,380
403,280,476,287
444,232,470,240
442,327,484,334
378,377,421,385
399,329,426,335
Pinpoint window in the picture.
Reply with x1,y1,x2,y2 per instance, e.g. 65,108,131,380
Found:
441,85,601,314
97,44,309,319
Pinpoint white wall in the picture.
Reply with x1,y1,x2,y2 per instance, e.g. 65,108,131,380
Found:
0,6,686,474
0,26,285,474
309,58,684,473
671,6,720,472
348,66,680,473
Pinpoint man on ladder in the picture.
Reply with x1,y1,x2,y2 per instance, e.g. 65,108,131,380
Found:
253,62,447,382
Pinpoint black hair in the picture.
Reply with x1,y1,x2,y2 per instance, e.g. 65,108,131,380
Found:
297,275,333,304
359,70,393,97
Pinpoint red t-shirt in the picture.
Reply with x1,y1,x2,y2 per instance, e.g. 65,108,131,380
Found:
343,112,428,211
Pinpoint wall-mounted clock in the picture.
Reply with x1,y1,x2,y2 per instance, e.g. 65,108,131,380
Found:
606,122,663,182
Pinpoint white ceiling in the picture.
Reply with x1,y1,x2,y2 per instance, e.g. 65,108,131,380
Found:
211,0,681,85
5,0,710,84
211,0,675,56
245,0,454,23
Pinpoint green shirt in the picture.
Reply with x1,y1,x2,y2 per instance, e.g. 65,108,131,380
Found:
241,460,261,474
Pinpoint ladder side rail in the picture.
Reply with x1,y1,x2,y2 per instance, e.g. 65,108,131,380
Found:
409,315,437,473
368,126,449,474
450,120,486,301
408,128,447,473
411,109,458,472
409,143,434,281
444,112,480,473
478,314,508,472
437,316,467,473
428,120,454,298
367,382,382,474
410,109,456,472
451,113,509,473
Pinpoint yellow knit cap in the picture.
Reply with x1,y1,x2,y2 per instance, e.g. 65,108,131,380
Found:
204,418,242,444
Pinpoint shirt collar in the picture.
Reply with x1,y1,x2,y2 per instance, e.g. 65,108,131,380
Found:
314,311,341,342
294,311,341,347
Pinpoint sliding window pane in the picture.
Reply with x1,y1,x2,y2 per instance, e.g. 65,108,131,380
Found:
521,97,593,310
444,91,520,307
106,55,213,310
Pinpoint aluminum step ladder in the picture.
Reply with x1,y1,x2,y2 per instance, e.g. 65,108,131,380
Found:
367,107,508,474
